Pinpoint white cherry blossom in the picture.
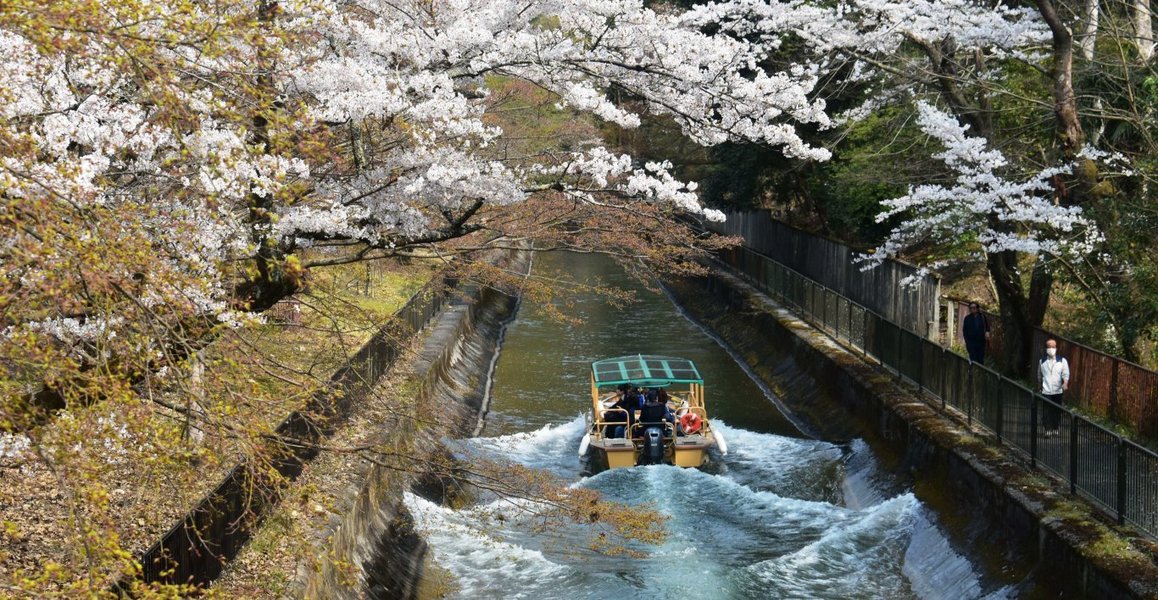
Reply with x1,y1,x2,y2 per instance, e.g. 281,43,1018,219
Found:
862,102,1100,268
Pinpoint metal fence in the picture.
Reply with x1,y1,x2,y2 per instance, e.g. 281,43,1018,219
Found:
719,245,1158,537
717,211,1158,441
134,276,456,587
1030,330,1158,439
942,299,1158,439
707,211,941,338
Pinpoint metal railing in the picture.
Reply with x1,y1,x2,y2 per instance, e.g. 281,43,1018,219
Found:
941,299,1158,438
719,245,1158,537
716,211,1158,439
707,211,942,338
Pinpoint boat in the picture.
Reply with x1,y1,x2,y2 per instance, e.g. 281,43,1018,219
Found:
579,354,727,472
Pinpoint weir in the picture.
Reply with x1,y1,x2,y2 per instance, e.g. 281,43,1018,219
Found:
392,252,1041,599
662,261,1158,598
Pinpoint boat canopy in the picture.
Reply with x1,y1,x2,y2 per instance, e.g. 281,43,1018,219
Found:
590,355,702,388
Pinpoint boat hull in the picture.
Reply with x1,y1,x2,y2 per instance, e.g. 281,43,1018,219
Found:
672,436,712,467
582,356,722,473
582,433,713,471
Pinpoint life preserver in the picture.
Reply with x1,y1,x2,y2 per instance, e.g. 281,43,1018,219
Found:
679,412,702,434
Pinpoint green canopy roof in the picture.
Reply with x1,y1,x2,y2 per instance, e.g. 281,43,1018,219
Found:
591,355,702,388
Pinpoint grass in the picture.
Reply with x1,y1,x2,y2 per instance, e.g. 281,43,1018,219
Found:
0,257,441,595
206,258,441,430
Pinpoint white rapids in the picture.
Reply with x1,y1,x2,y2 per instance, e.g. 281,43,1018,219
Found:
405,419,1013,599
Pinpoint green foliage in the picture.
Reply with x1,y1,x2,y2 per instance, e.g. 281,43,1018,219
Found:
695,142,783,210
806,107,929,245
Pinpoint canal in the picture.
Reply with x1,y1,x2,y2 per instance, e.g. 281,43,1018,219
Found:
404,252,1021,599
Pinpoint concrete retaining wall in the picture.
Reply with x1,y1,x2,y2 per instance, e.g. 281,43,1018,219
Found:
302,258,527,599
664,267,1158,599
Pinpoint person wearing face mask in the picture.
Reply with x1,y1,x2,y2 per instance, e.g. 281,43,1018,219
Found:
1039,339,1070,437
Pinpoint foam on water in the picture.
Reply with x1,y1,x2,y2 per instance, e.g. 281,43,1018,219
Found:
405,493,571,599
738,493,919,598
841,438,894,509
708,422,844,501
903,510,983,599
411,421,1004,599
453,414,588,478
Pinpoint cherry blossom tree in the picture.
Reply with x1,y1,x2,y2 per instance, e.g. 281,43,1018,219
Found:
689,0,1150,373
0,0,839,592
2,0,835,407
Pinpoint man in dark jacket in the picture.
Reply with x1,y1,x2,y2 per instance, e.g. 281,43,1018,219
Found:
639,390,674,427
962,302,991,364
607,383,641,438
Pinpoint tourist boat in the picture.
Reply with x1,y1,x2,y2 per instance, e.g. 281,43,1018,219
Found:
579,355,727,471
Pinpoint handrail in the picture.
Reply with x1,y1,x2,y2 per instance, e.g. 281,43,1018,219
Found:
715,244,1158,539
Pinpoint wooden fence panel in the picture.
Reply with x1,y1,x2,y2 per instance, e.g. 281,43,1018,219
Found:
708,211,940,337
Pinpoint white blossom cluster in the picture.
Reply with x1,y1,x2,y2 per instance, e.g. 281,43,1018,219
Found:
686,0,1049,58
1,0,852,355
684,0,1051,127
530,147,724,221
862,102,1100,267
267,0,836,246
292,0,833,151
23,316,123,344
0,22,293,345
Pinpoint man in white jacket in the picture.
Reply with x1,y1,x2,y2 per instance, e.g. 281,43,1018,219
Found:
1039,339,1070,437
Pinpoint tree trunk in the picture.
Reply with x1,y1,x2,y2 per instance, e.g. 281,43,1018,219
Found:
920,37,995,139
1082,0,1106,146
1035,0,1085,159
1080,0,1099,60
988,250,1051,377
1137,0,1154,61
240,0,300,313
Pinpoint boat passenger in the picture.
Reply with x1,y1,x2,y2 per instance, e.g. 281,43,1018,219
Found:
638,393,674,433
603,407,630,438
607,383,638,438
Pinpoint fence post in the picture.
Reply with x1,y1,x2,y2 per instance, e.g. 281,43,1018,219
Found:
896,325,904,382
945,299,955,348
935,349,944,412
863,309,869,357
1110,360,1120,423
967,364,974,427
917,339,925,394
1069,415,1078,495
995,375,1004,443
821,287,828,332
1030,392,1038,468
848,300,854,344
1118,437,1127,525
892,273,899,325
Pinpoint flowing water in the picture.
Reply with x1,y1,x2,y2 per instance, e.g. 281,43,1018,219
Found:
405,252,1019,599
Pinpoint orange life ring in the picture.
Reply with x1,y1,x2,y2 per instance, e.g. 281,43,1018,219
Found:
680,412,702,434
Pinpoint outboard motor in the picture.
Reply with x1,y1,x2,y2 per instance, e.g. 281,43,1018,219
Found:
642,426,664,465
